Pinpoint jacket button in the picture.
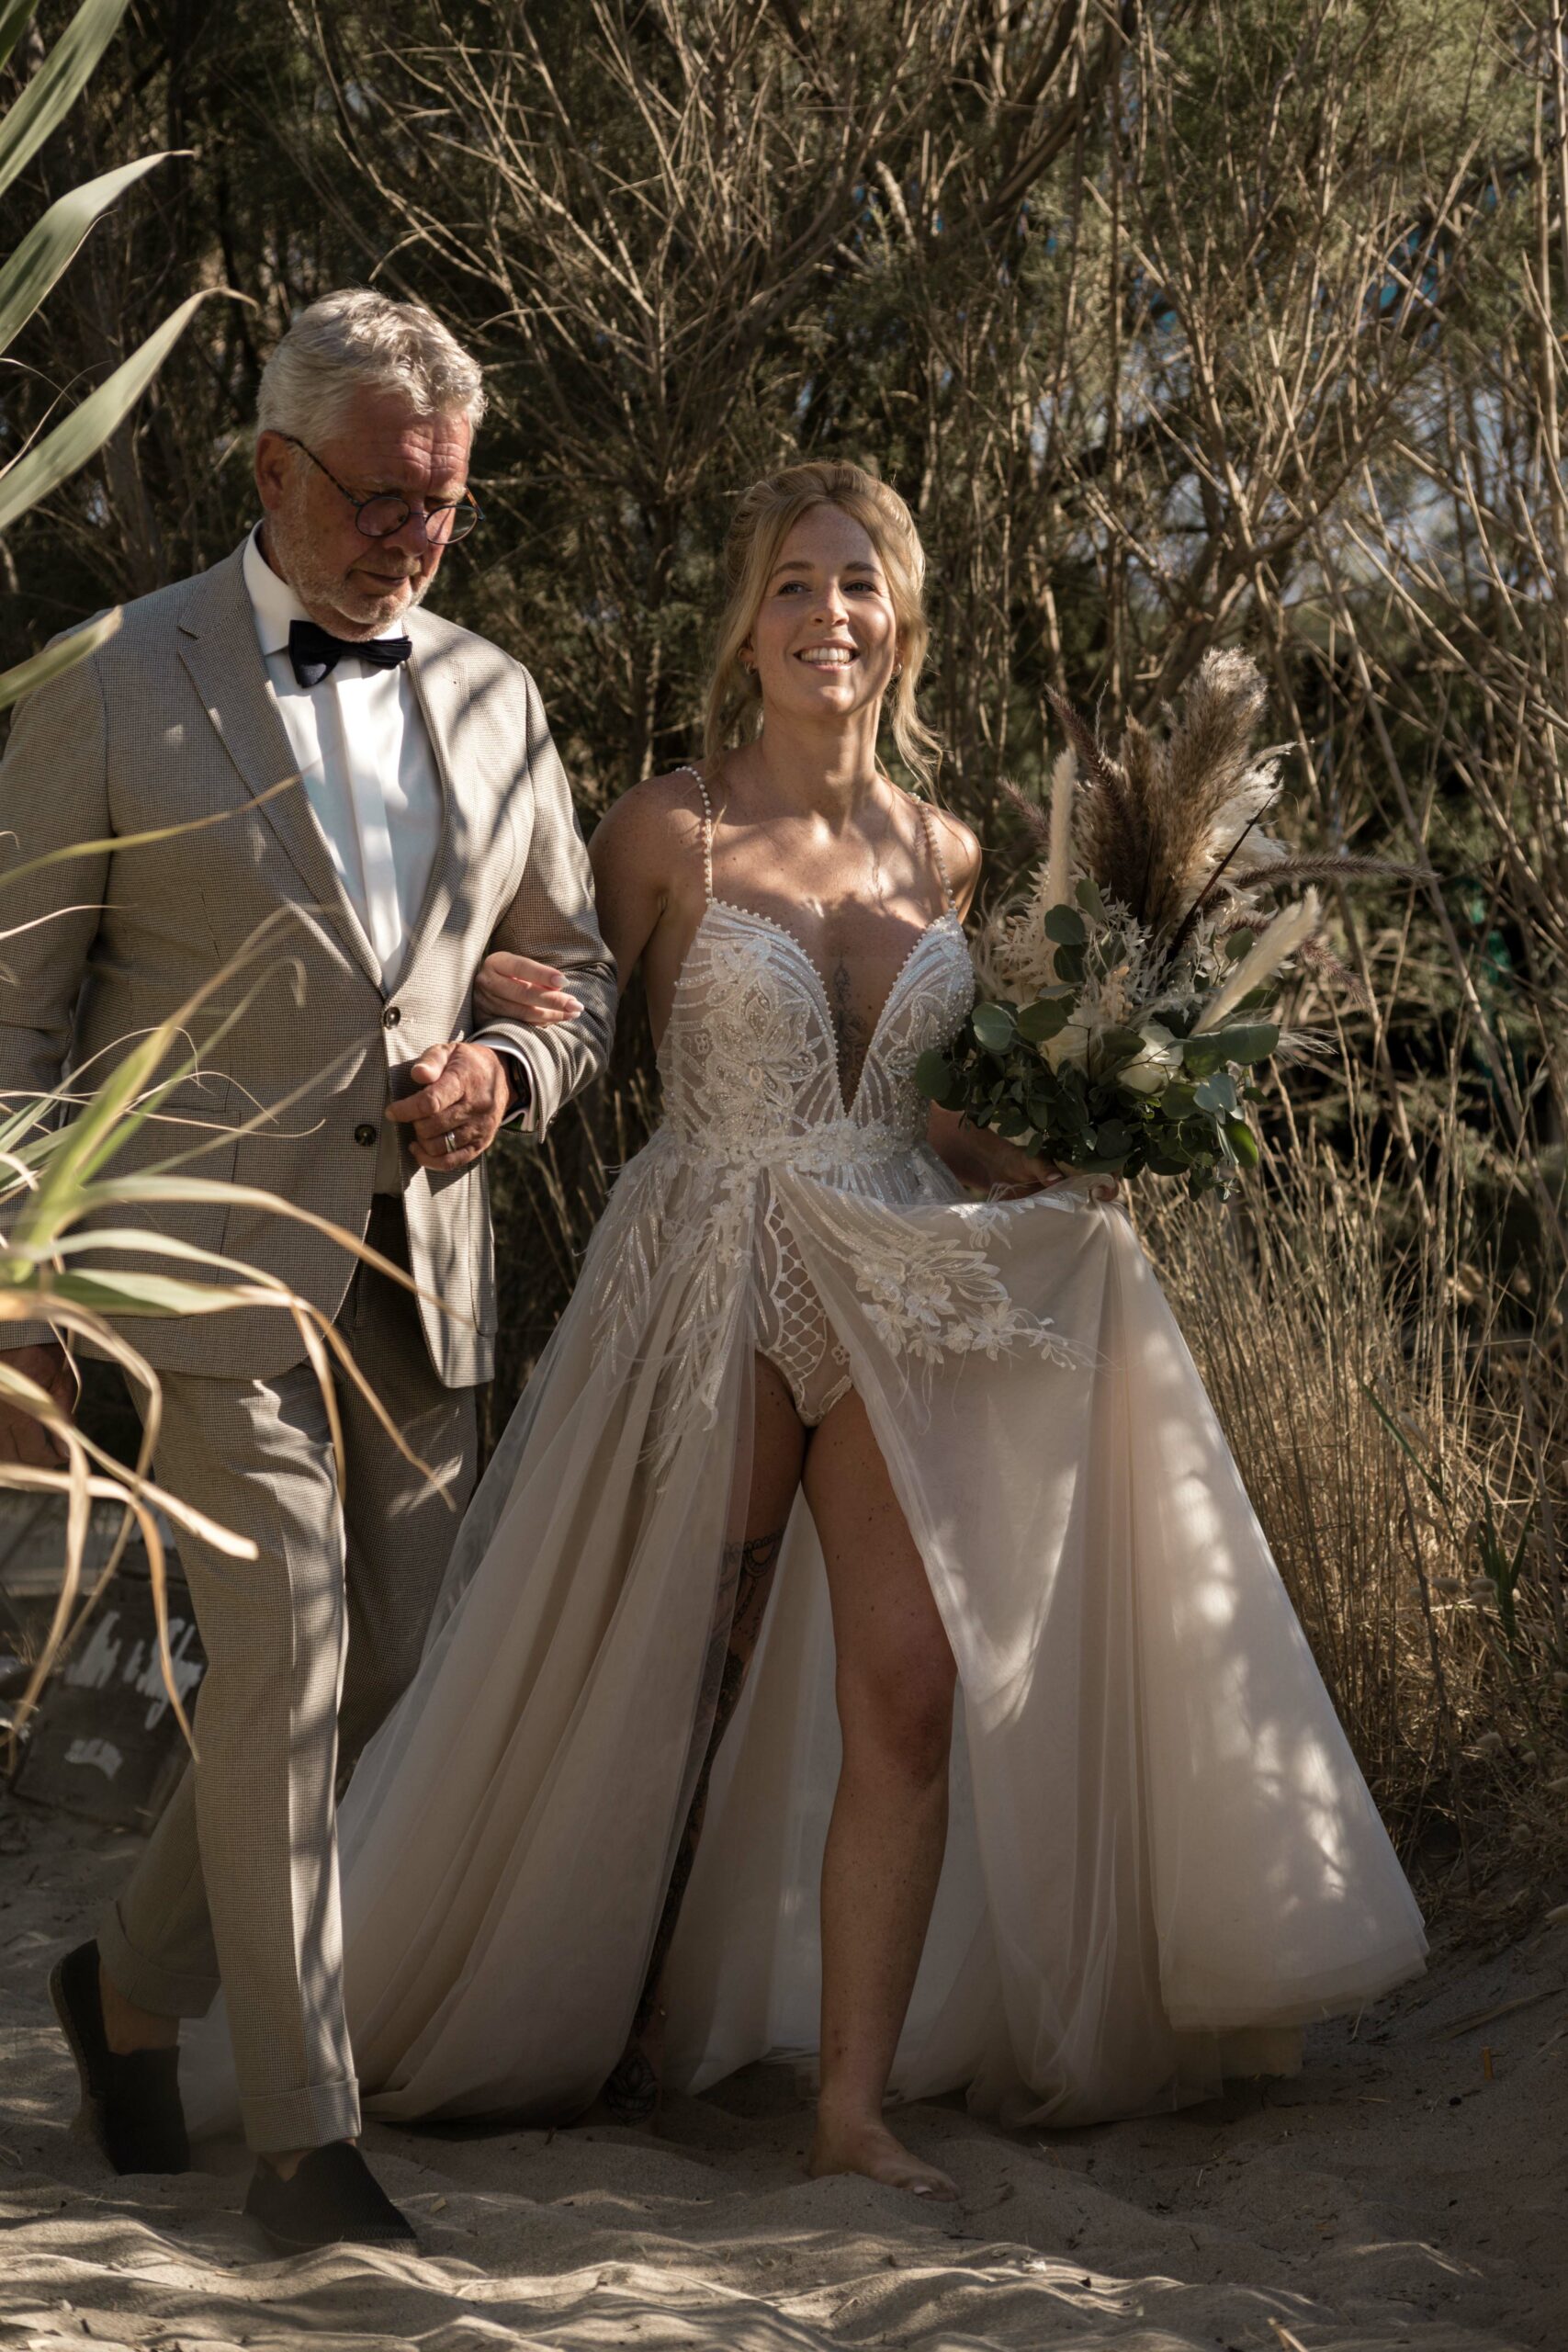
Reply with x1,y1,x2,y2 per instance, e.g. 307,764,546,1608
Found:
354,1123,378,1147
382,1005,401,1028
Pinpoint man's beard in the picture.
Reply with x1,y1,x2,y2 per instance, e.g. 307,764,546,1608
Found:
267,507,433,634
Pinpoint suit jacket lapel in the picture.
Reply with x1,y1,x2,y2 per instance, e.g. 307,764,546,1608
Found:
399,615,467,978
175,545,383,988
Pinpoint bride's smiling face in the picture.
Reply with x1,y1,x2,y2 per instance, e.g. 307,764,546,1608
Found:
745,504,900,728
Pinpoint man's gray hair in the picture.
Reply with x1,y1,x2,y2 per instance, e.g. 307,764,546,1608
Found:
256,289,486,446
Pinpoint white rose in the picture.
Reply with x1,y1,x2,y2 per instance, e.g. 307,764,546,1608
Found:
1118,1022,1183,1096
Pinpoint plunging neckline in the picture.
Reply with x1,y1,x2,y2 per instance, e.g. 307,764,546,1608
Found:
691,896,964,1122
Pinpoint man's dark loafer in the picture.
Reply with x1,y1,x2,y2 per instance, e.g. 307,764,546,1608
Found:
243,2141,416,2254
48,1939,189,2175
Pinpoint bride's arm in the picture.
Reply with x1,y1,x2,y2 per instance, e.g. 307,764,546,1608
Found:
921,807,1066,1198
476,777,686,1025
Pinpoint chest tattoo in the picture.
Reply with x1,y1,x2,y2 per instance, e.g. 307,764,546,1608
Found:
829,958,872,1100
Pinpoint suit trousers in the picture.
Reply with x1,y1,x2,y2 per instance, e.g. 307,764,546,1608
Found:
96,1199,479,2153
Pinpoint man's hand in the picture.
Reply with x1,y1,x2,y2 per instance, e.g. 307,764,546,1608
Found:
473,953,582,1029
387,1041,513,1172
0,1341,76,1466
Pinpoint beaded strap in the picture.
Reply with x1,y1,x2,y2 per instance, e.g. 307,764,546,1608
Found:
918,799,957,913
672,763,713,902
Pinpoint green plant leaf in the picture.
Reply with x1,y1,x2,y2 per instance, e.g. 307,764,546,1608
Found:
1017,996,1070,1041
25,1268,262,1316
1223,929,1253,960
1182,1035,1228,1079
913,1048,958,1105
0,153,173,357
1096,1026,1144,1066
0,0,133,201
1075,876,1106,921
1226,1117,1260,1167
1215,1020,1280,1065
0,1,38,77
0,604,119,715
1194,1071,1238,1115
1053,944,1087,986
1043,903,1087,946
0,288,211,537
971,1001,1017,1054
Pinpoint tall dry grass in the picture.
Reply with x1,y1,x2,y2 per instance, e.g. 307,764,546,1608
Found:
1138,1078,1567,1916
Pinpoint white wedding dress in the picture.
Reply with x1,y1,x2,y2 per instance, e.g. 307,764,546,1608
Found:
187,781,1426,2138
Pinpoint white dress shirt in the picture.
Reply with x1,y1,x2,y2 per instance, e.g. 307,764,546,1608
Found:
243,527,531,1170
243,526,442,993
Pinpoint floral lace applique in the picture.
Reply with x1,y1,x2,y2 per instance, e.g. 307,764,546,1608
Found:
589,898,1089,1475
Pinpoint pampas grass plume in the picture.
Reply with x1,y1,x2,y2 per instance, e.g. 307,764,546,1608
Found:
1043,746,1077,918
1196,890,1322,1031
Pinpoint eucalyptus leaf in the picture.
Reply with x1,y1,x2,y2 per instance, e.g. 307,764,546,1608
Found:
1096,1026,1144,1066
1052,944,1087,986
1075,876,1107,921
1181,1035,1228,1079
1226,1118,1260,1168
1193,1072,1238,1115
1016,996,1070,1042
1214,1020,1280,1065
913,1048,958,1106
970,1001,1017,1054
1223,930,1253,960
1043,903,1087,946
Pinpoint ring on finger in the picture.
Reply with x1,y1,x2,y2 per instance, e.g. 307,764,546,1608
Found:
442,1129,458,1155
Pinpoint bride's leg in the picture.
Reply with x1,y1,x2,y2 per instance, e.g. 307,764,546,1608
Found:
801,1386,959,2199
594,1355,806,2123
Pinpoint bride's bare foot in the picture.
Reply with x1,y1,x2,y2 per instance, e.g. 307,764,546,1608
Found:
808,2108,958,2199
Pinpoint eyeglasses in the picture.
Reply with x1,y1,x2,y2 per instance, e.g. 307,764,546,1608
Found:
277,434,482,545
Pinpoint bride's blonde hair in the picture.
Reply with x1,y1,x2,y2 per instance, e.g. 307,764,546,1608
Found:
702,460,941,790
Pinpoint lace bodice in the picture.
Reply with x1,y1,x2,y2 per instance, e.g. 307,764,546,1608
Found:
588,770,1089,1461
656,763,974,1172
659,897,976,1174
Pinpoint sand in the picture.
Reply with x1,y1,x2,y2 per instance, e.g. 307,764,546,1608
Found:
2,1801,1564,2352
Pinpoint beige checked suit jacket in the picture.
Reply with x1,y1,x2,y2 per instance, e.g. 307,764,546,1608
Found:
0,540,616,1386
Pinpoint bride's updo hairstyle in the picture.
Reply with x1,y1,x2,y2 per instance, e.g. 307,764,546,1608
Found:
703,459,941,790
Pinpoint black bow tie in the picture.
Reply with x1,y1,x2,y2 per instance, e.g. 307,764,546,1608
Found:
288,617,412,689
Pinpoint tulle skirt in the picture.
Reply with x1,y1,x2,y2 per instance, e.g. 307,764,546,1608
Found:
186,1155,1426,2136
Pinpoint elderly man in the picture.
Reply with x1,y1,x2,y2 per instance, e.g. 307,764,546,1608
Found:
0,291,615,2250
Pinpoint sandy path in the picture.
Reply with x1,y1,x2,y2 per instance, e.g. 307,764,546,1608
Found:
2,1803,1563,2352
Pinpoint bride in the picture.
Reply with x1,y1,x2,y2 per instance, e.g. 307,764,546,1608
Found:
195,459,1425,2196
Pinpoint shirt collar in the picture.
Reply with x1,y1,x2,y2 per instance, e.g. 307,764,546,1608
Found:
243,524,412,663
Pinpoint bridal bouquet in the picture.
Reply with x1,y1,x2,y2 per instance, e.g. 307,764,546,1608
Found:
917,651,1403,1196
